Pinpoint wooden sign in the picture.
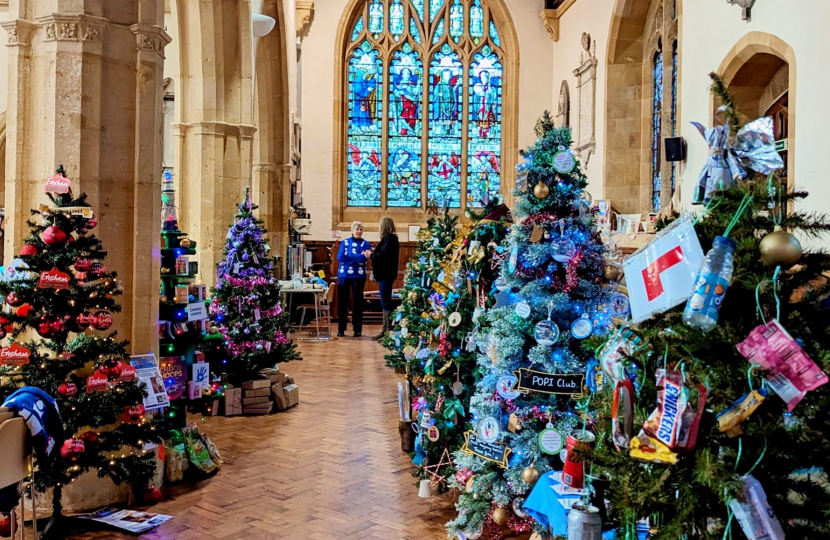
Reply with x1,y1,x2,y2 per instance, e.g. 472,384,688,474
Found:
512,367,584,397
0,343,30,365
39,267,71,289
461,430,512,469
39,205,93,218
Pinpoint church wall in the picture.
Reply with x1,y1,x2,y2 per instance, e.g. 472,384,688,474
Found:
300,0,553,241
0,2,8,116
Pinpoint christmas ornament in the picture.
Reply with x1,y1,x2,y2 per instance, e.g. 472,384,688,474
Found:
0,326,6,340
0,516,10,537
514,301,531,318
448,312,462,327
123,403,146,423
538,424,565,455
533,319,560,346
16,304,32,318
571,315,593,339
143,487,163,505
422,447,453,489
38,268,71,289
74,257,93,272
533,182,550,199
85,215,98,232
492,506,509,526
5,291,24,307
58,382,78,397
43,225,67,246
508,244,519,274
478,416,500,443
36,315,65,338
729,475,785,540
604,264,621,281
60,437,85,459
20,244,38,256
759,227,802,267
92,311,113,330
118,363,137,383
90,262,107,277
86,370,109,394
455,468,474,486
80,431,98,445
549,219,576,263
522,464,540,484
101,359,123,379
426,425,440,442
494,275,510,292
551,147,576,173
180,238,192,248
608,292,631,319
73,311,94,331
512,497,528,519
496,374,521,400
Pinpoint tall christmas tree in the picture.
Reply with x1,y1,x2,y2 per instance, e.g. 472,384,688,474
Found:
209,189,299,384
448,116,613,539
585,75,830,539
386,200,512,490
0,168,161,517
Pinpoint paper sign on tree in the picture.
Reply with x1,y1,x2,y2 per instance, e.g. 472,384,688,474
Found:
623,217,704,323
0,343,30,365
39,268,71,289
45,173,72,194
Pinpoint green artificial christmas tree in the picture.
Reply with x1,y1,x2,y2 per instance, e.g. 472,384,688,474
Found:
386,199,512,491
585,75,830,540
448,115,614,539
0,168,162,519
209,190,299,385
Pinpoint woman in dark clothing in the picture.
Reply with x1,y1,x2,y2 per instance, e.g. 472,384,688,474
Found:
371,217,400,340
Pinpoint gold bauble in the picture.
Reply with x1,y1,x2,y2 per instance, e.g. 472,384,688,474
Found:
180,238,192,248
159,295,168,304
604,264,621,281
533,182,550,199
492,507,509,526
759,227,802,267
522,464,540,484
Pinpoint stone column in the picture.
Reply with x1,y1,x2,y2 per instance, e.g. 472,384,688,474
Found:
2,1,169,355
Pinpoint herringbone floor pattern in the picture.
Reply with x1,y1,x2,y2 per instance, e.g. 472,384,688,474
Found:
66,329,457,539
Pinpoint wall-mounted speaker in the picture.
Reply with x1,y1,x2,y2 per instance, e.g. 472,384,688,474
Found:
665,137,686,162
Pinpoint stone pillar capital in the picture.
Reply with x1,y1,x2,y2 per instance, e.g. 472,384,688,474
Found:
36,13,109,45
130,23,172,59
2,19,37,48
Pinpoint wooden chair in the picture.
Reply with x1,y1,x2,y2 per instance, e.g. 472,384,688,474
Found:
0,411,38,540
297,285,336,340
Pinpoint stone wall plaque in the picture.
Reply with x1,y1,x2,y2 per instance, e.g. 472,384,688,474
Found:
573,33,597,164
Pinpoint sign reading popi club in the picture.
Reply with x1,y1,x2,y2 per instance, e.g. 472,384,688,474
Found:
512,367,584,397
623,217,704,323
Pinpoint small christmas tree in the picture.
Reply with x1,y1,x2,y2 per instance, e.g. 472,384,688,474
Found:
209,190,299,384
448,117,613,539
0,167,161,517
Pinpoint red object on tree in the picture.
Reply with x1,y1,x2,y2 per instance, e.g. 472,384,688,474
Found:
58,382,78,397
5,292,23,307
0,516,10,537
20,244,38,256
100,359,122,380
80,431,98,445
74,257,92,272
92,311,113,330
16,304,32,317
143,487,163,505
60,438,85,459
42,225,67,246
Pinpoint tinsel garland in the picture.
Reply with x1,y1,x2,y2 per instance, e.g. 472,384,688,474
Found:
219,328,289,355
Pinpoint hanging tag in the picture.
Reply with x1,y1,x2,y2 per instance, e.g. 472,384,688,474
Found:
515,301,531,318
254,308,261,321
449,312,462,327
465,332,476,352
265,341,272,352
253,253,259,264
233,263,241,273
529,225,543,243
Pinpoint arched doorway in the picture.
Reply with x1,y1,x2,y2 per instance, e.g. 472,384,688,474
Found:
605,0,679,215
716,32,795,189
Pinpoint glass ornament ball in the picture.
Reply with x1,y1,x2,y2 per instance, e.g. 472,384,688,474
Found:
549,238,576,263
534,319,560,346
533,182,550,199
494,275,510,292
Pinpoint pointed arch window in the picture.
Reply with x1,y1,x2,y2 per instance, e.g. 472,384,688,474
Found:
340,0,509,213
651,44,664,212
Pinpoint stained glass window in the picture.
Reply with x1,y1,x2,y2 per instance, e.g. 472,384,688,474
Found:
388,44,424,207
347,42,384,206
651,48,663,212
345,0,507,209
670,41,678,193
351,17,363,41
467,46,502,204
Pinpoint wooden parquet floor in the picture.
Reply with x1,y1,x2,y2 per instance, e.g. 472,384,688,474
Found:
65,327,457,540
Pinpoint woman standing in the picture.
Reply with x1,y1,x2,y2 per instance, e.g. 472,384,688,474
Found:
337,221,372,337
371,217,400,340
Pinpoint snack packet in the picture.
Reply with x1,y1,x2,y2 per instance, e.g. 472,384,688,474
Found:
729,475,785,540
598,327,648,385
641,369,688,449
717,389,766,437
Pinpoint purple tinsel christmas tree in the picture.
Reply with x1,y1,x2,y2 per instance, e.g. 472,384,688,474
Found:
209,189,300,383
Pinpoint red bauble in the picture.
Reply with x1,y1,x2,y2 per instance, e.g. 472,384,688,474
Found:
143,487,163,505
58,382,78,397
60,438,85,459
43,225,67,246
74,311,93,331
86,216,98,231
36,315,64,338
80,430,98,445
90,262,107,278
74,257,93,272
66,234,76,245
20,244,38,256
92,311,113,331
0,327,6,340
101,359,122,379
16,304,32,318
0,516,10,538
5,291,24,307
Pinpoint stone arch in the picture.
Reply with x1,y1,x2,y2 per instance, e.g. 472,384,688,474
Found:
605,0,680,214
715,32,795,186
331,0,521,229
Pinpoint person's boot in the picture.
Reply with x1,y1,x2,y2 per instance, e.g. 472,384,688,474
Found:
374,311,391,340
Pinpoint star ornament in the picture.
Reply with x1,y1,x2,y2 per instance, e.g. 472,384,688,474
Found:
423,447,453,489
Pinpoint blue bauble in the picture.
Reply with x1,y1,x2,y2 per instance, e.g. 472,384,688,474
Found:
242,253,250,261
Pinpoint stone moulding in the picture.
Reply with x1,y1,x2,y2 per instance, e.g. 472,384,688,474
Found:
36,13,109,43
540,0,578,42
2,19,37,47
130,23,172,59
296,1,315,37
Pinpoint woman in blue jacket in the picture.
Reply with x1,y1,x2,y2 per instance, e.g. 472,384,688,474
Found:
337,221,372,337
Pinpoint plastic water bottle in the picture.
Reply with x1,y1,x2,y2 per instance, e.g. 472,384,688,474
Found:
683,235,735,332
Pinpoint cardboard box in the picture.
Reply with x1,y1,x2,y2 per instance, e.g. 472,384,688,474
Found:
223,388,242,416
244,402,273,415
244,388,271,398
283,384,299,408
242,379,270,390
272,384,288,411
284,374,295,385
243,396,269,406
203,399,220,416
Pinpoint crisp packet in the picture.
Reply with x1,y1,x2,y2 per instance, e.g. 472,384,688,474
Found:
716,389,767,437
729,475,785,540
629,432,678,465
737,319,828,410
676,384,707,451
612,380,634,451
641,369,688,449
598,327,648,385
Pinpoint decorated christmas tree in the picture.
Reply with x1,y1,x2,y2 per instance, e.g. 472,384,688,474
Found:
386,200,512,492
448,116,616,539
209,189,299,384
0,168,162,517
585,75,830,539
